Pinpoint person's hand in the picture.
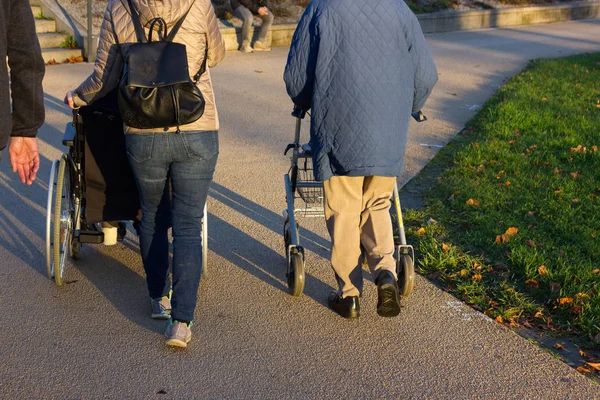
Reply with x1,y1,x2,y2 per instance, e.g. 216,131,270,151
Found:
258,7,269,16
64,91,76,109
8,137,40,185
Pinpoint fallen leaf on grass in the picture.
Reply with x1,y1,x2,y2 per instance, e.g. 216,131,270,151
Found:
559,297,574,305
577,366,593,374
525,239,536,248
460,269,469,277
575,293,590,302
416,227,426,236
534,311,544,319
466,198,480,206
505,227,519,237
549,283,561,292
538,265,548,276
587,362,600,371
541,97,548,102
568,306,582,314
554,188,562,194
495,316,503,323
593,269,600,275
472,273,482,281
473,262,482,270
525,279,539,288
553,343,564,350
441,243,450,253
571,171,581,179
508,140,517,145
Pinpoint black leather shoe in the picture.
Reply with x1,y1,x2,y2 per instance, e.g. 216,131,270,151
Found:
327,293,360,319
376,270,401,317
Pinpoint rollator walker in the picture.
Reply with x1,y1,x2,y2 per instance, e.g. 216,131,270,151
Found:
282,107,427,297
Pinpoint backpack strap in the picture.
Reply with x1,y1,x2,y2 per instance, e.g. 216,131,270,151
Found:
192,47,208,83
125,0,147,43
166,0,197,42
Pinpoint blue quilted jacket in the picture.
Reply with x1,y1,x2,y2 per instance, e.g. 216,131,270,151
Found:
284,0,438,181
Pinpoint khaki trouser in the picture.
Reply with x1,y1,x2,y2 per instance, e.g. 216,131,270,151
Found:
323,176,397,298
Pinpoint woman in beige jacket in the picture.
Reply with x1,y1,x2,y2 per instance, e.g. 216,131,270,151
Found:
65,0,226,348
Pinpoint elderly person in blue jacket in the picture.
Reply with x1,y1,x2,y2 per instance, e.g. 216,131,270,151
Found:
284,0,438,319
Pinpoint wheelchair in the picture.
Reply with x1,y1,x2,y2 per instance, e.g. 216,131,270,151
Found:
45,95,208,286
282,107,427,297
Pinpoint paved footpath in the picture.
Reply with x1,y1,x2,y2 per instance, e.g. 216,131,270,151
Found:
1,20,600,399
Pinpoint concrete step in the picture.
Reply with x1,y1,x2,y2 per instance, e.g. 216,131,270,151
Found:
35,18,56,34
38,33,72,49
31,5,42,17
42,48,83,64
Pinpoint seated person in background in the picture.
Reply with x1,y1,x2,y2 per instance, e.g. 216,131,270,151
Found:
231,0,273,52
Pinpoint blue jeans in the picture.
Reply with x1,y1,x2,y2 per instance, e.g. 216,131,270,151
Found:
126,131,219,322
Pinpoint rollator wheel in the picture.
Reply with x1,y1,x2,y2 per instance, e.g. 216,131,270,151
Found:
397,254,415,297
52,156,73,286
287,252,305,297
46,160,60,280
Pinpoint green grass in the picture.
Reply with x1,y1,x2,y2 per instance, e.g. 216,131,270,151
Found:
60,35,78,49
404,53,600,343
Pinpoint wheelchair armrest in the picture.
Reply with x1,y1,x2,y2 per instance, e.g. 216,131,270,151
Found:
63,122,76,147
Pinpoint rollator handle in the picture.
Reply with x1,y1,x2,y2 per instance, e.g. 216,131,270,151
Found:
292,106,307,119
412,111,427,122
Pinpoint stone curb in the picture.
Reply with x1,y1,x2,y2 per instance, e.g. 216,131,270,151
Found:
35,0,600,56
221,1,600,51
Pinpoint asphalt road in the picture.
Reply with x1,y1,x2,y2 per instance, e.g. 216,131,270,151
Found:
1,19,600,399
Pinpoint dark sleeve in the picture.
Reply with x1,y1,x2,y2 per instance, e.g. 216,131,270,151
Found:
7,0,45,137
406,12,438,112
283,4,317,110
230,0,241,12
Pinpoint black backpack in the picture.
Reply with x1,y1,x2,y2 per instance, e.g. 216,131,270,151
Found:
119,0,206,131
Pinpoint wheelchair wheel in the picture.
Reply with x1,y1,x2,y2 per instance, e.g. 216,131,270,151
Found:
397,254,415,297
46,160,60,280
287,251,305,297
52,156,73,286
202,203,208,277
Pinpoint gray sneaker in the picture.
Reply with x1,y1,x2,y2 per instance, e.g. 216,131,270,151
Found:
252,41,271,52
165,319,192,348
151,296,171,320
239,42,254,53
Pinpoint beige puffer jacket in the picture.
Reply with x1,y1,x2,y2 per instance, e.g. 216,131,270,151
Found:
73,0,226,133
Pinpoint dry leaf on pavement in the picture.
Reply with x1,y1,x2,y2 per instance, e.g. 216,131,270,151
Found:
553,343,564,350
